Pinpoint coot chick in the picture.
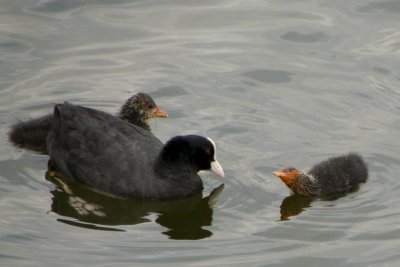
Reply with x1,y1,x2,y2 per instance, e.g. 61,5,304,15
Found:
273,153,368,197
8,92,167,153
118,92,168,130
47,102,224,200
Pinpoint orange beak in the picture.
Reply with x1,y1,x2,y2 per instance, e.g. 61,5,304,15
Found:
154,106,168,118
273,170,298,188
273,171,286,180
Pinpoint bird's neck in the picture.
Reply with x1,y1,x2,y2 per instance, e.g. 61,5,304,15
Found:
118,107,150,131
292,173,318,196
154,154,203,198
155,155,197,180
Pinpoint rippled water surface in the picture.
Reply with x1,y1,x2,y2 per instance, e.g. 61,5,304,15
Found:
1,0,400,266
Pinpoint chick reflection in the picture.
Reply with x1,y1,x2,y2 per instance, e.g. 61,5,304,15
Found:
279,193,355,220
279,194,313,221
46,171,224,240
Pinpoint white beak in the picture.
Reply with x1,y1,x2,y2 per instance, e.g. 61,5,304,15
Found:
210,159,225,178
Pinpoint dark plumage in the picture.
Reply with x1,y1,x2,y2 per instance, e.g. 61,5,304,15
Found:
8,114,53,153
273,153,368,197
47,102,224,200
8,92,167,153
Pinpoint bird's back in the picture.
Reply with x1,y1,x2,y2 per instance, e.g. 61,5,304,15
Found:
308,153,368,195
47,102,163,198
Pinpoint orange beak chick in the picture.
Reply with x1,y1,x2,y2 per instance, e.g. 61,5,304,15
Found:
154,106,168,118
273,168,301,189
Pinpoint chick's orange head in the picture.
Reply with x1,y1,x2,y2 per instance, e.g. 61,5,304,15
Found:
273,168,301,189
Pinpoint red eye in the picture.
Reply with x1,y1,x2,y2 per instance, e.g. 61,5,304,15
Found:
205,149,212,156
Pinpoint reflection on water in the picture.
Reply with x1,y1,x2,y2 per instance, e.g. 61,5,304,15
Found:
279,187,363,221
279,194,313,221
45,170,224,240
2,0,400,265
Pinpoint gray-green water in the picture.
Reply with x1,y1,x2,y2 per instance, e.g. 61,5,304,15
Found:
1,0,400,266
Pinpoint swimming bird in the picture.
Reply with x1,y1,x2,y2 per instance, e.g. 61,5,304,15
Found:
47,102,224,200
273,153,368,197
8,92,167,153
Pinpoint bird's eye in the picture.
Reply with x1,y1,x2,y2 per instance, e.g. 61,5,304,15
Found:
205,149,212,156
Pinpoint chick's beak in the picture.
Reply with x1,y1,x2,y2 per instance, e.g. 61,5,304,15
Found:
273,171,286,179
273,170,297,188
154,106,168,118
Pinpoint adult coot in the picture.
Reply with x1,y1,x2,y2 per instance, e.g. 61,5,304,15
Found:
47,102,224,200
8,93,167,153
273,153,368,197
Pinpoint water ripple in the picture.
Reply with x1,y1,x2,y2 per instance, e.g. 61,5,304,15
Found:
1,0,400,266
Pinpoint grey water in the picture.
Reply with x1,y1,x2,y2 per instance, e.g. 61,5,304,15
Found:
1,0,400,266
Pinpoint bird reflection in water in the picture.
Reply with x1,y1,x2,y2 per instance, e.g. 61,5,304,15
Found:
279,194,313,221
279,191,360,221
45,169,224,240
